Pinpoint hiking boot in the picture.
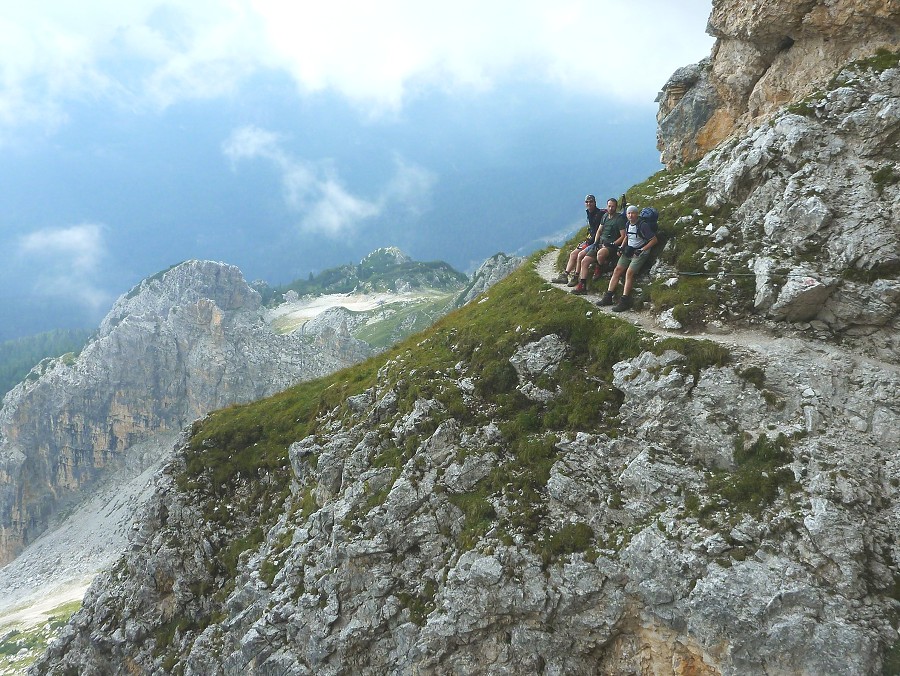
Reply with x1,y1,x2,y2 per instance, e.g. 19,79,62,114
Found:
566,276,579,287
591,266,603,281
551,271,569,284
571,282,587,295
596,291,615,307
611,295,633,312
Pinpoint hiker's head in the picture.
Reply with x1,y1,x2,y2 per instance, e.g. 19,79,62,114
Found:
626,204,639,221
584,195,596,209
606,198,618,214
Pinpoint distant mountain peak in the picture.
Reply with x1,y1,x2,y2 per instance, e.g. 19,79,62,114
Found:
359,247,413,268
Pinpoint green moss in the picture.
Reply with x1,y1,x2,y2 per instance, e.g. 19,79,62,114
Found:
540,522,595,562
739,366,766,389
397,580,437,626
683,490,700,516
871,164,899,196
838,48,900,82
708,433,798,516
652,337,730,380
841,259,900,284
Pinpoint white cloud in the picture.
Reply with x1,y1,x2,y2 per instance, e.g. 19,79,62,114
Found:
250,0,715,108
17,223,111,311
223,125,436,237
0,0,714,134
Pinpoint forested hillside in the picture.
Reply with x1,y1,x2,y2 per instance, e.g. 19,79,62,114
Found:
0,329,92,399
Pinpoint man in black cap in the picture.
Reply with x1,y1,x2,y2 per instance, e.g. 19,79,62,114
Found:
551,195,606,285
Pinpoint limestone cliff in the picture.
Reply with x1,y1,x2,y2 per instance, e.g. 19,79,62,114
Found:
30,262,900,675
657,0,900,167
455,252,527,306
24,8,900,676
0,260,372,565
632,49,900,366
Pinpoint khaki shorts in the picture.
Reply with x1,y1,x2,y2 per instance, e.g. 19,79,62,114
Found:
616,250,651,273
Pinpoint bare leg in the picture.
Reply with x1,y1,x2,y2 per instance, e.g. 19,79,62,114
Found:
578,254,596,279
622,267,637,296
607,265,625,293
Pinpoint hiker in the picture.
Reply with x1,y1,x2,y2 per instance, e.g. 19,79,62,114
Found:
569,197,627,295
596,206,658,311
551,195,606,286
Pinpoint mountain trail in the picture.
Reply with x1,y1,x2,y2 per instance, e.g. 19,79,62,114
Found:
535,250,900,375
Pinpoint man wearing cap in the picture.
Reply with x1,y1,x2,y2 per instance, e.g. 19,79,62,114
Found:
551,195,606,285
596,205,658,311
569,197,627,294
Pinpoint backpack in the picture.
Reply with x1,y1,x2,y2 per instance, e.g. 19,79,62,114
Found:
639,207,659,238
636,207,667,274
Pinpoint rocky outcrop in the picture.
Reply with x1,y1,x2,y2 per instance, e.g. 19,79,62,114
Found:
31,325,900,674
638,54,900,365
0,260,372,565
657,0,900,167
20,7,900,675
455,252,526,306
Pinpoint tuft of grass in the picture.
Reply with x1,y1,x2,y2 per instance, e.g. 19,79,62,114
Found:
652,337,731,380
448,490,497,550
871,164,900,196
708,433,798,516
830,48,900,89
739,366,766,390
649,276,719,329
539,522,595,563
397,580,437,627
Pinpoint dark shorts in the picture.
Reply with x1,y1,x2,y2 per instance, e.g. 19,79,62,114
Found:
599,242,620,258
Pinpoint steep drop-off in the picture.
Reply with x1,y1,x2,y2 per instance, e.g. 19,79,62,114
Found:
27,3,900,674
0,260,372,566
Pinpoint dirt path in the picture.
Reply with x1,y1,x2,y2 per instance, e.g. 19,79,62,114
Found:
535,250,900,375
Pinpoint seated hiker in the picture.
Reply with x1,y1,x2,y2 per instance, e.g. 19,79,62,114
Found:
551,194,605,285
596,206,658,311
569,197,627,295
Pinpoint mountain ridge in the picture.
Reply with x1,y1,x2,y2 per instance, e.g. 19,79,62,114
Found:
0,248,522,665
29,254,900,674
12,2,900,673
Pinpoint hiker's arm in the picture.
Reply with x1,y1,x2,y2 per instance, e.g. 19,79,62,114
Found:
639,236,658,253
615,228,626,246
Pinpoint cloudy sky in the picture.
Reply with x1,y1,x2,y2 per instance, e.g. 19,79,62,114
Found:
0,0,715,341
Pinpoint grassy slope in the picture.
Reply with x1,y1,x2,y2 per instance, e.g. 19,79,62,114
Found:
177,253,731,584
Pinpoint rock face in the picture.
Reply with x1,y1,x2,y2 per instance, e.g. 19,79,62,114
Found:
0,260,372,565
455,252,526,306
657,0,900,167
638,52,900,365
30,324,900,675
22,9,900,676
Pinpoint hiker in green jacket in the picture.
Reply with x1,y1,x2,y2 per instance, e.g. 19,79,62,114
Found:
570,197,627,295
